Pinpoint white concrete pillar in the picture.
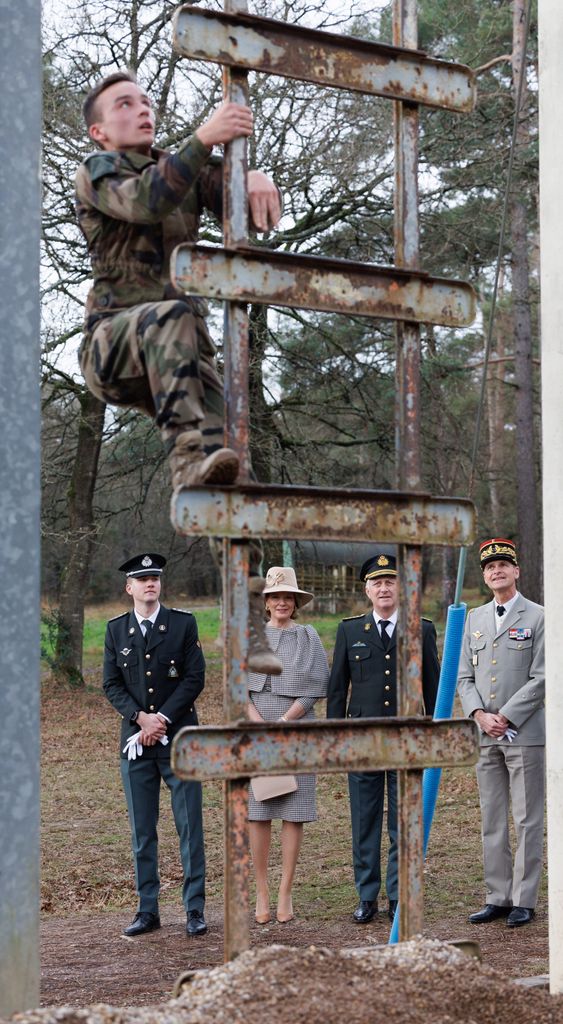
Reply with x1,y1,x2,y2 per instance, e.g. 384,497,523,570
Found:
538,0,563,996
0,0,42,1014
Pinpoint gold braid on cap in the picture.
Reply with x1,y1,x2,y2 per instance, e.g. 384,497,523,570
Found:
480,542,517,563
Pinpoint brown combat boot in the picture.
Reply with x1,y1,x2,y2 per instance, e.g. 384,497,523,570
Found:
248,577,282,675
169,429,239,489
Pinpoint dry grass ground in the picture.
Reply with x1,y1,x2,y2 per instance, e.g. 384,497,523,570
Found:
38,599,549,1007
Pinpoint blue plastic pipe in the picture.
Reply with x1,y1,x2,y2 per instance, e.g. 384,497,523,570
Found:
389,601,467,943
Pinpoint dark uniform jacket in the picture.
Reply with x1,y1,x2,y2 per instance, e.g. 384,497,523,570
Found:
327,613,440,719
103,604,205,758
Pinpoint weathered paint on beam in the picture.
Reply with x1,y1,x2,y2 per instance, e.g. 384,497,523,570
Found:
173,6,476,113
172,718,479,779
172,244,476,328
171,482,476,547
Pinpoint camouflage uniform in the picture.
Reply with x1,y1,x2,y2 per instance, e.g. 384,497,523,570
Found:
75,135,225,454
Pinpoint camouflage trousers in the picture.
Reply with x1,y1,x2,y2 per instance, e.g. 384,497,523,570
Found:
79,298,224,454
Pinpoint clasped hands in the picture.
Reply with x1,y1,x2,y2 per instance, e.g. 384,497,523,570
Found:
474,709,517,740
123,711,169,761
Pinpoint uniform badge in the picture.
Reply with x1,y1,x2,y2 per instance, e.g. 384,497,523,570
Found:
377,555,389,567
158,624,166,632
364,622,371,631
129,627,135,635
168,664,179,678
508,628,532,640
472,631,483,639
141,555,153,567
352,641,367,647
120,648,132,656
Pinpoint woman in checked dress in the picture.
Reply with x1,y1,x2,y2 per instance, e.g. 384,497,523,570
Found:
247,566,329,924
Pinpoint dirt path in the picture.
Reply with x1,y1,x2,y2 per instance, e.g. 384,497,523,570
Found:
40,904,549,1007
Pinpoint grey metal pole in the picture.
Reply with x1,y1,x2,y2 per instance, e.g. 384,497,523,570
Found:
538,0,563,995
0,1,42,1014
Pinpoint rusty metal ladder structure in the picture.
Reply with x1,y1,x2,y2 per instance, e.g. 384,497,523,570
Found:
170,0,479,960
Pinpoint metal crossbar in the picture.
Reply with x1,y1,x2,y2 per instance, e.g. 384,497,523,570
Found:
170,0,477,959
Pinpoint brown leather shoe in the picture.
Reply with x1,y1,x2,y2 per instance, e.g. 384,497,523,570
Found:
248,577,282,675
170,429,239,489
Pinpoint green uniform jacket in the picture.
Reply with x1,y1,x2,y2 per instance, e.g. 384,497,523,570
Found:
103,604,205,758
75,136,222,323
326,613,440,719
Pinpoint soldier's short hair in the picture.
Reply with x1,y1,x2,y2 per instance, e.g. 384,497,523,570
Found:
83,70,138,128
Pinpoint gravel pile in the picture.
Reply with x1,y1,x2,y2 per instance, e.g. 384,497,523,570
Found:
8,939,563,1024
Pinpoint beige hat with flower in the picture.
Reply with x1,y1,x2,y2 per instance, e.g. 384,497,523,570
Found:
262,566,314,608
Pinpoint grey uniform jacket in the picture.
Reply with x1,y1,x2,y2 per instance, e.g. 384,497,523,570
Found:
457,594,544,746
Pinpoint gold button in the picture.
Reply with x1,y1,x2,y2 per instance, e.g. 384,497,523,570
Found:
149,705,155,711
490,694,496,699
384,701,390,707
385,670,390,676
492,660,497,665
385,654,391,661
355,655,360,660
148,688,154,694
491,677,496,682
146,671,152,677
385,685,390,691
123,662,127,667
518,644,522,649
145,653,150,660
493,642,498,648
171,660,175,665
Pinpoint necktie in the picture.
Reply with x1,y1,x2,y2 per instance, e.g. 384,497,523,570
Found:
496,605,506,617
379,620,391,649
141,619,153,643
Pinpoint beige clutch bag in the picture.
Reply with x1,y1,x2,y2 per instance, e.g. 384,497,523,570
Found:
250,775,298,801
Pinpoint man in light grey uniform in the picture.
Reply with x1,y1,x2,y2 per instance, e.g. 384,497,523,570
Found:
457,538,544,928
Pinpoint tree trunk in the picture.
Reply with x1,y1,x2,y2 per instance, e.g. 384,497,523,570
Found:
511,0,542,602
54,391,105,685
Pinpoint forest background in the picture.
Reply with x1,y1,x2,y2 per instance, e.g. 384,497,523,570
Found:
41,0,540,685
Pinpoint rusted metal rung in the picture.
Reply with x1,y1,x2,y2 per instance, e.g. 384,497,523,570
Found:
173,6,476,113
172,718,479,779
172,244,476,328
171,482,475,546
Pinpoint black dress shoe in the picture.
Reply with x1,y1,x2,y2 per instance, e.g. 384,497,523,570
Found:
353,900,377,924
507,906,535,928
469,903,510,924
388,899,398,922
186,909,207,936
123,911,161,936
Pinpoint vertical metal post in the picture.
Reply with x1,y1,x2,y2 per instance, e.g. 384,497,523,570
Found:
538,0,563,994
222,0,251,961
393,0,424,940
0,1,41,1014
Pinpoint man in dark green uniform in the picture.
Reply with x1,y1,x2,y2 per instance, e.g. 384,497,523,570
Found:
103,552,207,937
327,551,440,924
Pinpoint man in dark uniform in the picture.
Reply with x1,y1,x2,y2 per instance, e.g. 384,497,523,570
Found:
103,552,207,937
327,551,440,924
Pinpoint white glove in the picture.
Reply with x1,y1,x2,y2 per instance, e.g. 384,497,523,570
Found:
502,727,518,743
123,731,143,760
123,730,169,760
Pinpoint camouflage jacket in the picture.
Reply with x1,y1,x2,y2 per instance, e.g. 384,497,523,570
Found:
75,135,222,324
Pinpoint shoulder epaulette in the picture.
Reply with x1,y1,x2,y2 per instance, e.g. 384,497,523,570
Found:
171,607,193,615
108,611,128,623
83,151,120,183
342,613,364,622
